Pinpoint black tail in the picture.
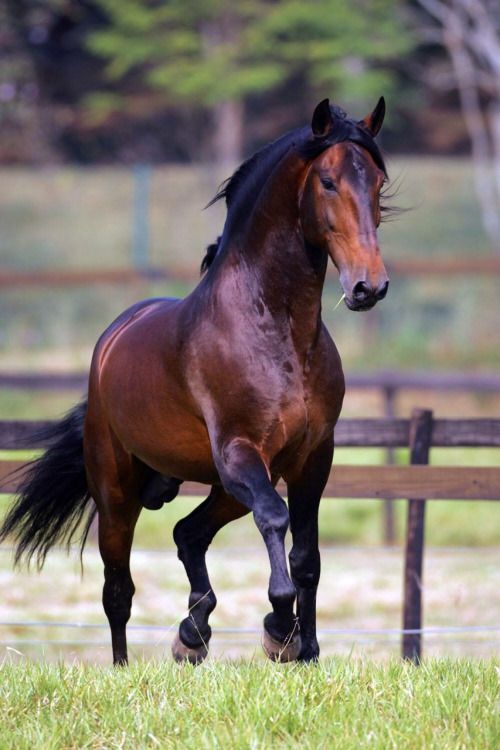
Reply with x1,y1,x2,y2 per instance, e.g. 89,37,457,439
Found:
0,401,96,568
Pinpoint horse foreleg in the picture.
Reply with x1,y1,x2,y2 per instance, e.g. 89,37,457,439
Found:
216,439,300,662
286,436,334,662
172,486,249,664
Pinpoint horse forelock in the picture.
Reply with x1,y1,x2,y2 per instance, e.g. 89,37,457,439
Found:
298,114,387,175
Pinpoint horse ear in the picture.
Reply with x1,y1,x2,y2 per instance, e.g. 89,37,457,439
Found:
311,99,333,138
360,96,386,137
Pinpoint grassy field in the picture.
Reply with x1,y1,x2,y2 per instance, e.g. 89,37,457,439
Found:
0,659,498,749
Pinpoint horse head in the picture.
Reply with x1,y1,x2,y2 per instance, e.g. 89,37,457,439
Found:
299,98,389,311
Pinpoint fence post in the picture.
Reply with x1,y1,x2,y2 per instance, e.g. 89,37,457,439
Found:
383,385,397,545
132,164,152,272
402,408,433,663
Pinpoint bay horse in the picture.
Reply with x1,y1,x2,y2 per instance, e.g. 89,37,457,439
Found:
0,98,390,665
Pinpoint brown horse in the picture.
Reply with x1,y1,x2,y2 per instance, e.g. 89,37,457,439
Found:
0,98,390,665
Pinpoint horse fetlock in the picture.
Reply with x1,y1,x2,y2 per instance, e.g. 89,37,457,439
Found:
188,589,217,615
269,580,296,609
179,616,212,649
298,641,320,663
103,602,132,628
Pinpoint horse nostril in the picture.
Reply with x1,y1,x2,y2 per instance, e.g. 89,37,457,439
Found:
376,280,389,300
352,281,371,301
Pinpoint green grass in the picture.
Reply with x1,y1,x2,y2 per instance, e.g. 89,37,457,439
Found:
0,659,497,749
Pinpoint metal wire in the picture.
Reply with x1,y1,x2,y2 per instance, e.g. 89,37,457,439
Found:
1,621,499,636
2,638,499,649
1,545,497,652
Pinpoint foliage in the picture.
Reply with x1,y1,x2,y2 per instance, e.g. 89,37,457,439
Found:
0,659,497,748
88,0,412,108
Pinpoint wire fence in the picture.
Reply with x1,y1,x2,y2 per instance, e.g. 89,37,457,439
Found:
1,542,498,658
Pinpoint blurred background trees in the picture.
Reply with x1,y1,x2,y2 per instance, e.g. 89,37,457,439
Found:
1,0,477,164
86,0,411,164
1,0,498,253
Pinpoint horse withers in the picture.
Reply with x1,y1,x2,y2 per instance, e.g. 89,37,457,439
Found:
0,98,390,665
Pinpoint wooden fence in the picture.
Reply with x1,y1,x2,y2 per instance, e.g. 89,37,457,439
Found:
1,410,499,662
1,257,500,289
3,367,499,547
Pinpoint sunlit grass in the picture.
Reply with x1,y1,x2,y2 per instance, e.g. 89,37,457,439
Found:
0,658,497,749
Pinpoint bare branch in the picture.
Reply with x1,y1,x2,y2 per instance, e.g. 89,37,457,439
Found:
415,0,500,248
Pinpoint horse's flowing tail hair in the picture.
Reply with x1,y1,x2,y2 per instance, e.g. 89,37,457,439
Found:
0,401,96,568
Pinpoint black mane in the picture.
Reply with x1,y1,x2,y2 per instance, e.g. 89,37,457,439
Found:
201,105,386,273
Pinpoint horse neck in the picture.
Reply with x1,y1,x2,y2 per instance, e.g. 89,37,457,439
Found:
212,152,328,353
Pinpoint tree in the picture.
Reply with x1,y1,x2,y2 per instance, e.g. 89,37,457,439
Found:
2,0,112,162
414,0,500,250
88,0,411,164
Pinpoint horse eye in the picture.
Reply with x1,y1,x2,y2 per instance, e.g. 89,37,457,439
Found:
320,177,337,192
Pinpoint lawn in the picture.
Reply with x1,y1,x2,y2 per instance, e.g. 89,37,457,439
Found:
0,659,497,749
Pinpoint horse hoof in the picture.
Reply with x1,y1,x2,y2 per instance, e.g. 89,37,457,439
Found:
262,628,302,663
171,633,208,665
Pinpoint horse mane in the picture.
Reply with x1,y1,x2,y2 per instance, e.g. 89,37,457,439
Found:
201,105,387,273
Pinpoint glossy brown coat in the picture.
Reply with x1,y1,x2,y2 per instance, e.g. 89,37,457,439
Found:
84,100,390,663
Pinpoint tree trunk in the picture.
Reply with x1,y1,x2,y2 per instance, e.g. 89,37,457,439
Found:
444,22,500,248
415,0,500,252
212,99,244,167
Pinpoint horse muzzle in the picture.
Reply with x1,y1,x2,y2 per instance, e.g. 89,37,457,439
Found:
345,279,389,311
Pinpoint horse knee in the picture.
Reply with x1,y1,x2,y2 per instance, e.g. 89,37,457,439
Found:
270,584,296,611
289,548,320,589
188,588,217,615
253,500,289,539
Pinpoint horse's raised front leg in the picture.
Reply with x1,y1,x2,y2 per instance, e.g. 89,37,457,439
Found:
172,486,249,664
286,436,334,662
216,438,300,662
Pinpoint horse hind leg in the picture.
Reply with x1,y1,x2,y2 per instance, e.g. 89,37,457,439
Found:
172,486,249,664
85,428,142,665
98,500,141,666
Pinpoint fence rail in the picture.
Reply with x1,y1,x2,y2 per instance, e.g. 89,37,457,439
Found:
1,257,500,289
0,410,499,662
2,368,500,395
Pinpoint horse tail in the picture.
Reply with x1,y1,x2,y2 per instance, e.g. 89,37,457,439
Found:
0,400,96,568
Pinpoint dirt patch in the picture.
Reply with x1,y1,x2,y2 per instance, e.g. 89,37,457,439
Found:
1,544,498,664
